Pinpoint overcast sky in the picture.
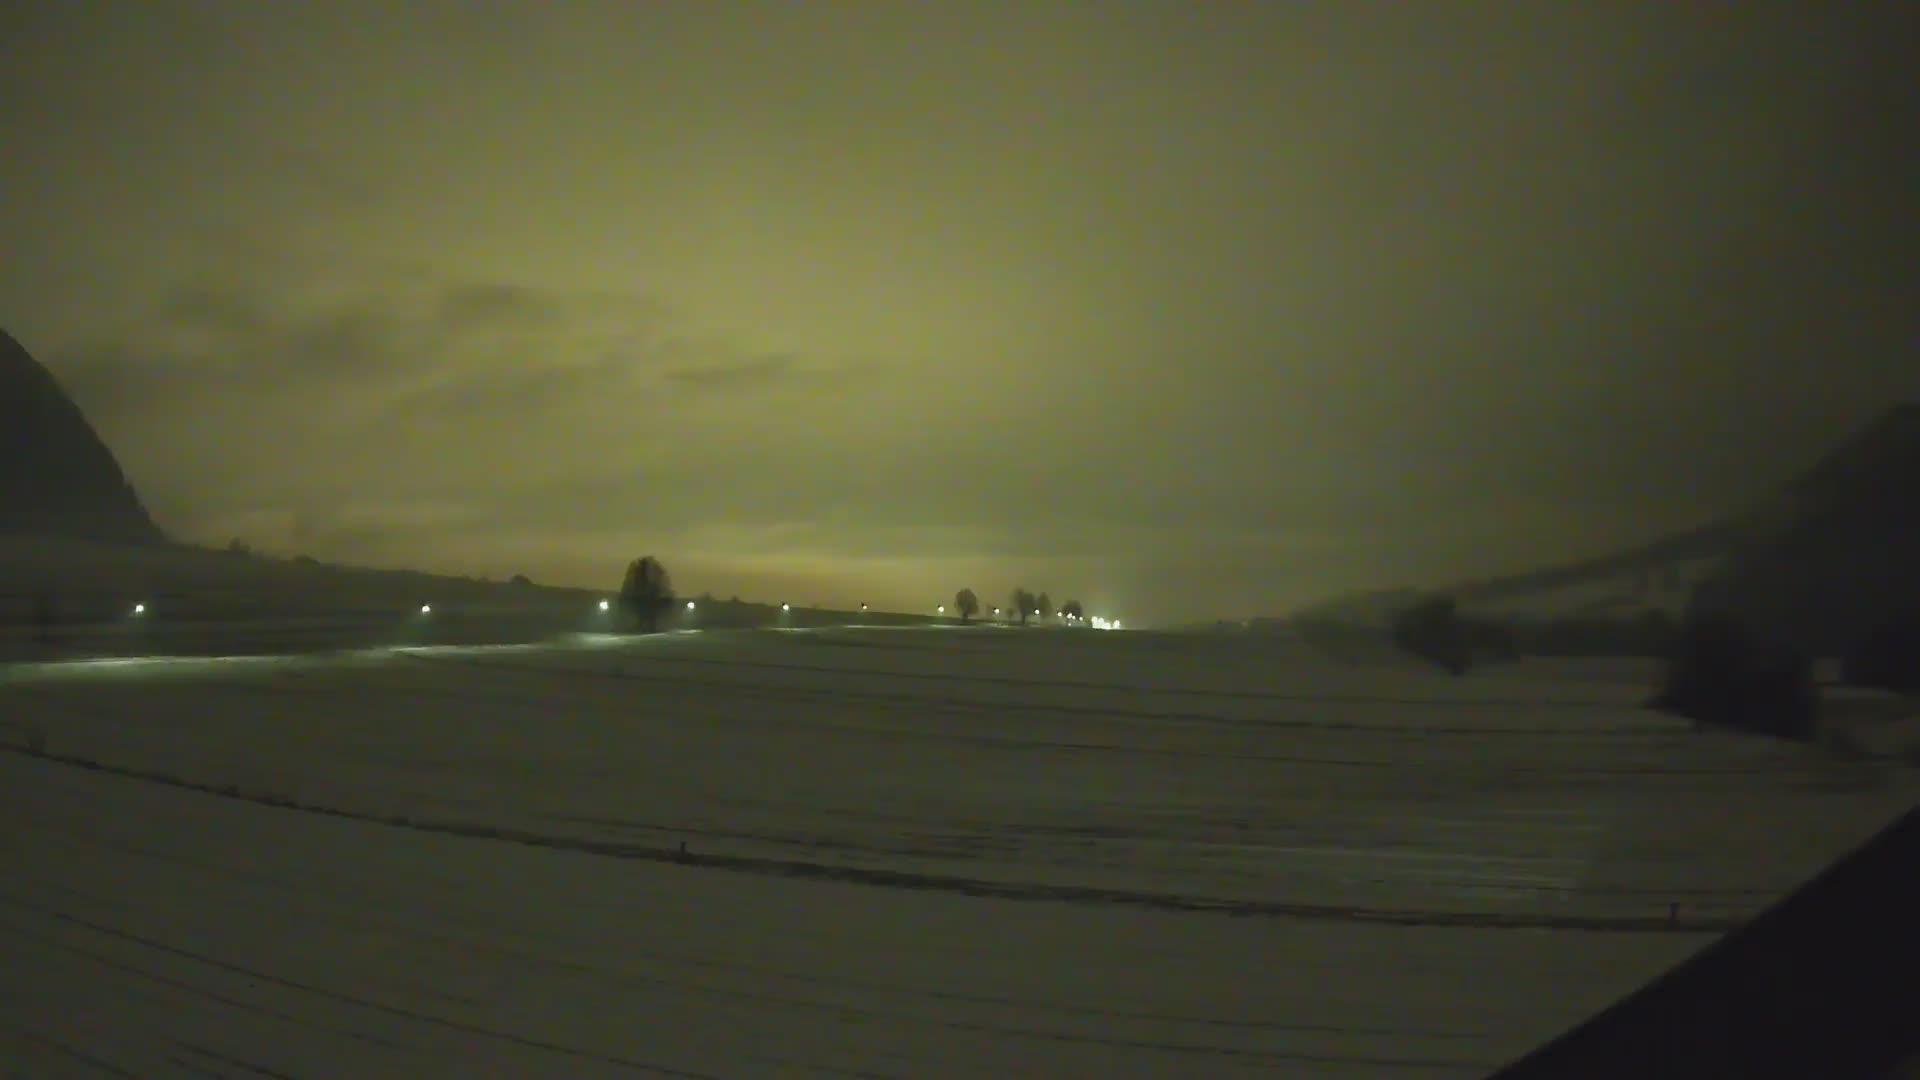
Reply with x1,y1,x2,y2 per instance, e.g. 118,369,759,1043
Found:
3,2,1914,624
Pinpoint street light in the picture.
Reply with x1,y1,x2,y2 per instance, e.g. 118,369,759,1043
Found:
598,599,610,611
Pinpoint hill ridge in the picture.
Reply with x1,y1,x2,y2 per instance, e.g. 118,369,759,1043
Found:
0,326,164,544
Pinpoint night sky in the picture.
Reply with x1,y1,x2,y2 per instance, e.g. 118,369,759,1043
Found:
3,3,1914,625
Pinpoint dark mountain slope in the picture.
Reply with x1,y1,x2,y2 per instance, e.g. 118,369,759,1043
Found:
0,326,164,544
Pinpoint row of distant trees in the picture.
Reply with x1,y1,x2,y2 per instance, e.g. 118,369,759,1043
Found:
952,587,1085,626
614,556,1095,633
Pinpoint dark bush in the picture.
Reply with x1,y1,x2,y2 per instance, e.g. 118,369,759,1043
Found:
1505,611,1679,658
1391,594,1472,675
1466,617,1520,662
1291,616,1386,663
1650,612,1818,740
1631,608,1681,655
509,573,533,587
1841,614,1920,693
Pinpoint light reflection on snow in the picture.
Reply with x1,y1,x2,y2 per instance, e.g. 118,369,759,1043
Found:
388,643,549,657
2,640,564,683
0,653,302,683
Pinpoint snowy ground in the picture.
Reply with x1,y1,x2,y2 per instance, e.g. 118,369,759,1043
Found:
5,626,1915,1077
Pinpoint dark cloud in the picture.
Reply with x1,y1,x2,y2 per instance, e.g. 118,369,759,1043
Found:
248,141,390,210
435,282,563,330
381,354,647,423
662,353,797,390
158,284,274,338
47,272,843,426
655,351,866,396
49,291,419,418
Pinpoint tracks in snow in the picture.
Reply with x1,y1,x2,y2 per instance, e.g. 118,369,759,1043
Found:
3,742,1743,935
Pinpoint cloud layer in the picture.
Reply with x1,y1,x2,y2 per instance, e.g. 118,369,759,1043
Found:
4,3,1914,622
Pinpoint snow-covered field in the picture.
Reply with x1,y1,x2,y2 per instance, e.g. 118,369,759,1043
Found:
5,626,1915,1077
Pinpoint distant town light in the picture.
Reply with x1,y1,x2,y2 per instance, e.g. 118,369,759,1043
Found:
782,603,791,611
598,599,610,611
860,603,869,610
937,605,945,613
131,602,146,615
686,600,696,610
420,604,432,614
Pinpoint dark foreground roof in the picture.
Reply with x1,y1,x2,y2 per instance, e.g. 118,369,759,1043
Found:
1488,802,1920,1079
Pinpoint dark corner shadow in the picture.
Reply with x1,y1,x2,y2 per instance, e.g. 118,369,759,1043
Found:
1485,802,1920,1080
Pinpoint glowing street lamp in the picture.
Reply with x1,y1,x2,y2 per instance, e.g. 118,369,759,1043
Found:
131,602,147,616
782,603,791,611
686,600,696,610
598,599,610,611
937,605,945,614
419,604,432,615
